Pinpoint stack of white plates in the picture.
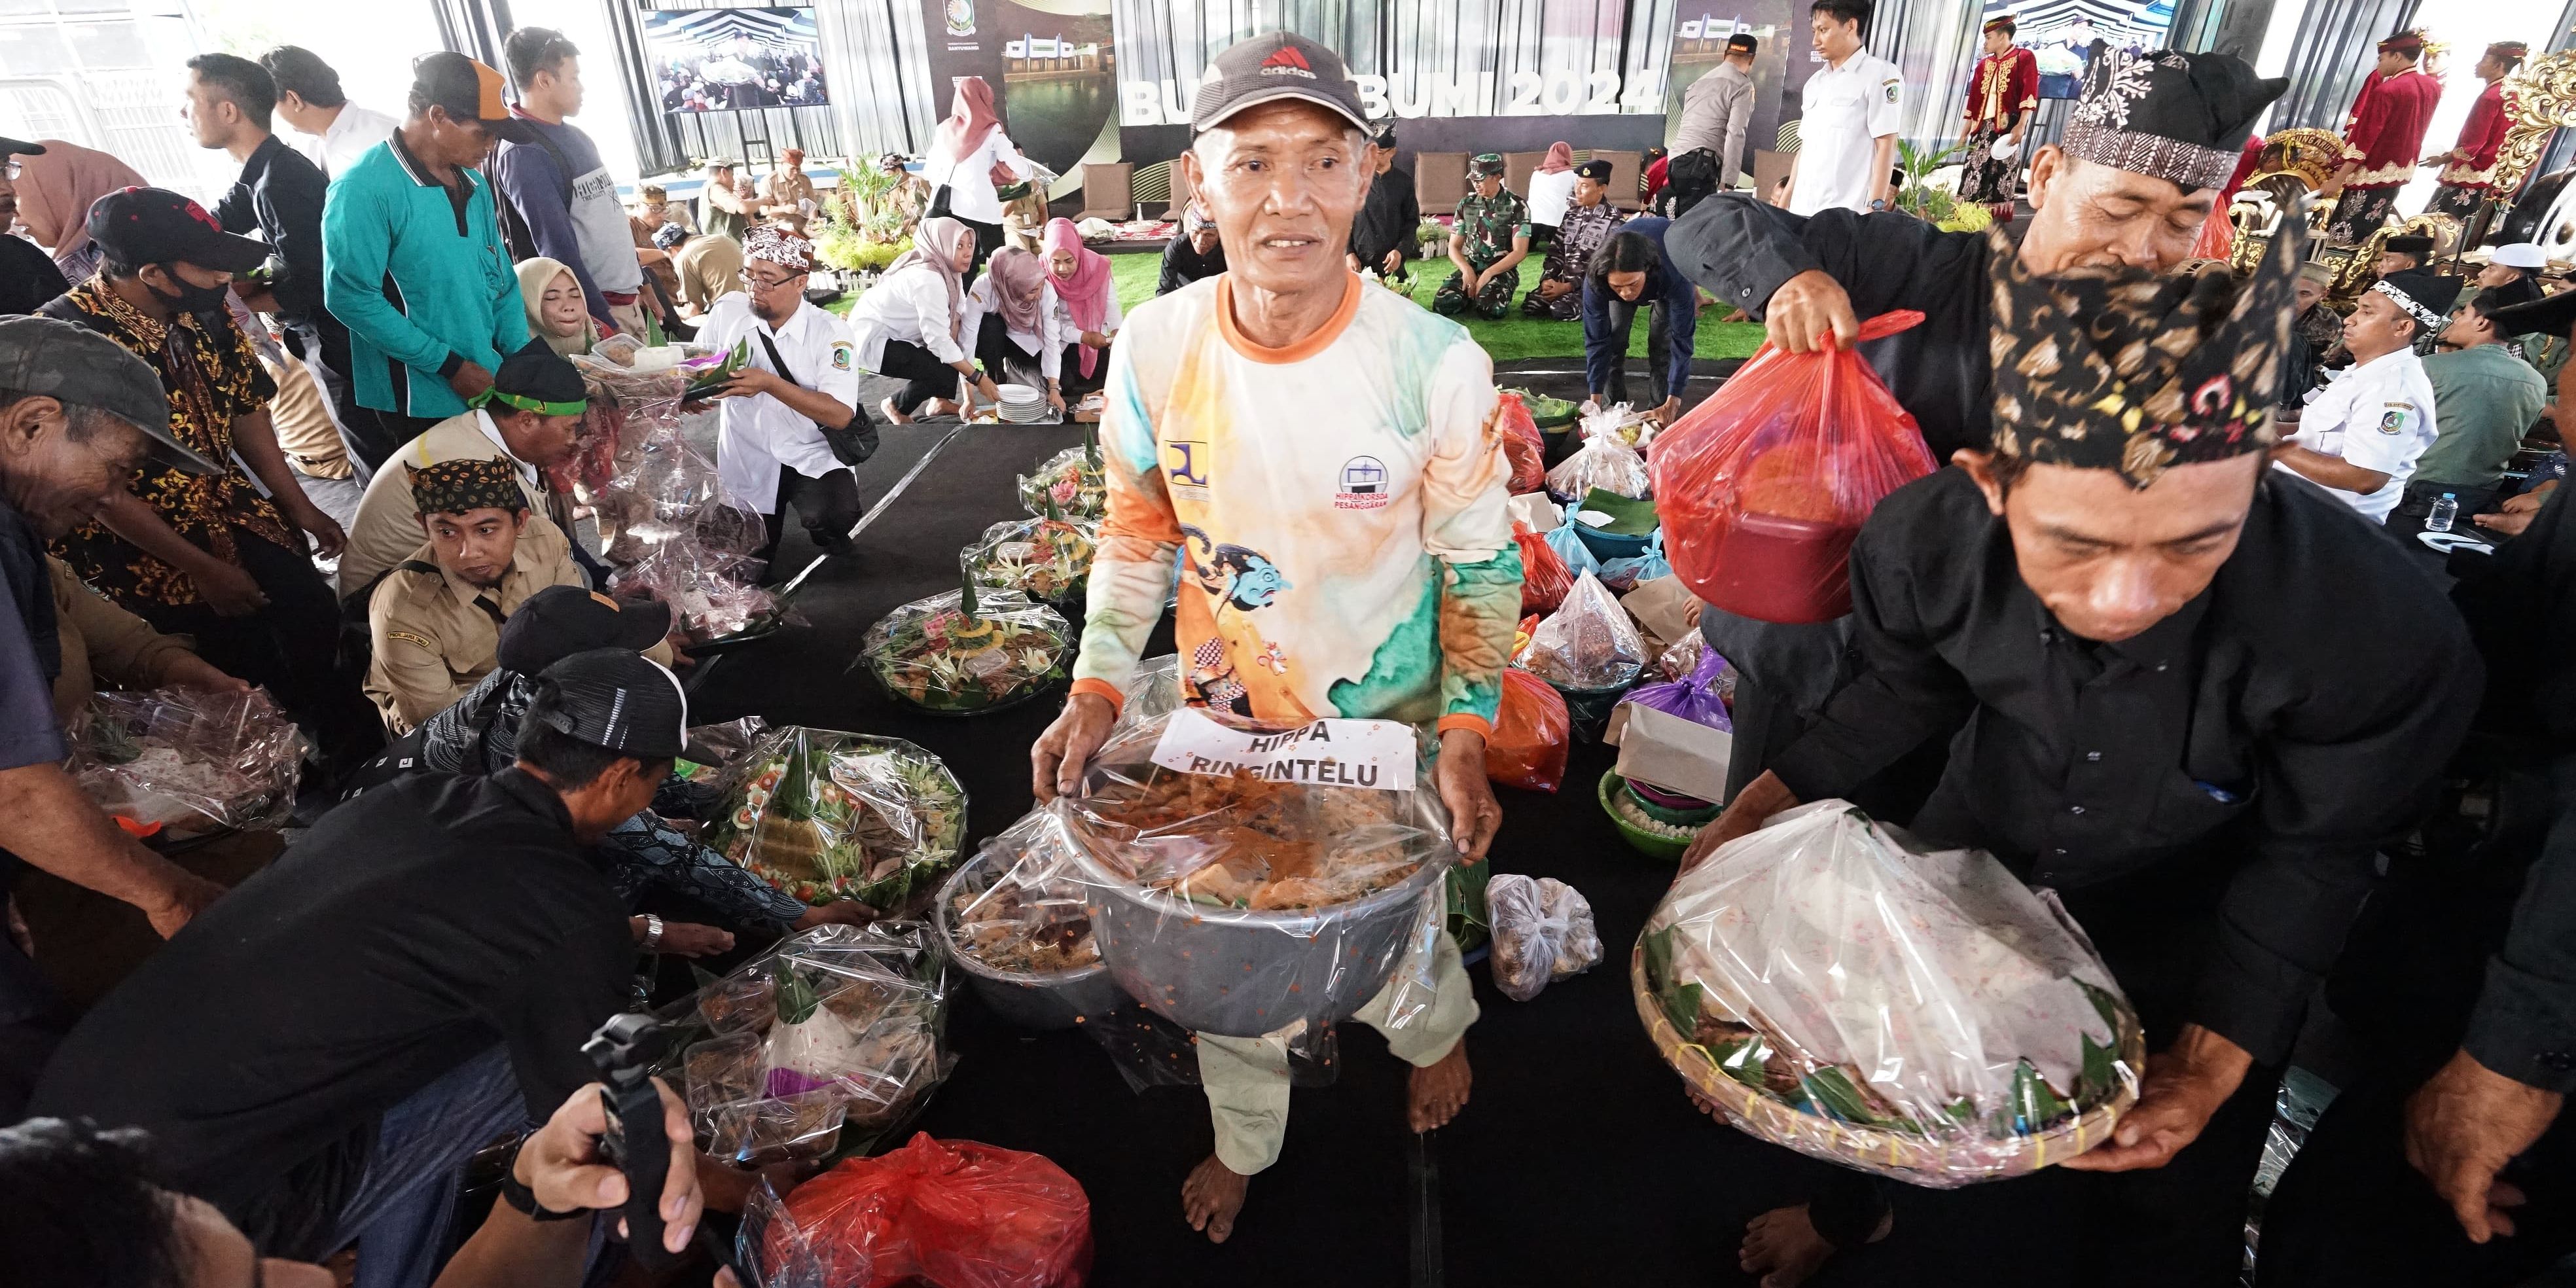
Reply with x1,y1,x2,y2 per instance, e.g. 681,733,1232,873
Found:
994,384,1050,423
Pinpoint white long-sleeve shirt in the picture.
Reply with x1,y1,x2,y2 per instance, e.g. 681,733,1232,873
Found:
696,293,861,512
1526,169,1577,227
287,102,400,179
922,130,1035,224
848,263,967,369
959,274,1069,381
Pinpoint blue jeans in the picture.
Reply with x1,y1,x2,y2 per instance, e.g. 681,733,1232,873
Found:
329,1046,531,1288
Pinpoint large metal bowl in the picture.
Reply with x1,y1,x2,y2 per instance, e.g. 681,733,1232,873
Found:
1064,838,1454,1039
931,851,1128,1031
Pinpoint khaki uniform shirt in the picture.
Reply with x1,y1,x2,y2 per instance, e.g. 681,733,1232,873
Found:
48,557,200,726
364,522,588,734
340,410,570,599
259,349,353,481
675,234,745,317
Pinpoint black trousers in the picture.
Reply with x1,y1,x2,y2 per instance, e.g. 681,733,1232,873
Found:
1055,340,1110,401
135,529,383,777
973,313,1046,390
341,406,445,475
758,465,862,565
875,337,962,416
2384,478,2503,541
1599,295,1681,406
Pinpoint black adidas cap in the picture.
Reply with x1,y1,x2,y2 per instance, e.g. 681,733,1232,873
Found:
1190,32,1371,135
530,649,689,760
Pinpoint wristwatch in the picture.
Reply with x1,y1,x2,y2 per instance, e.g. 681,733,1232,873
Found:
1869,198,1889,211
640,912,665,953
497,1153,587,1223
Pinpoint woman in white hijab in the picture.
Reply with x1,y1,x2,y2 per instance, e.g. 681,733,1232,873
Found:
848,215,999,421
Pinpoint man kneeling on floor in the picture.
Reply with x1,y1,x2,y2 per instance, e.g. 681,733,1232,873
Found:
1029,31,1519,1245
31,649,699,1288
365,456,587,734
340,344,588,599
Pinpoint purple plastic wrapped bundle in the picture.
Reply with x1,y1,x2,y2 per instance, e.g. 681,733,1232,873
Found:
1623,647,1734,732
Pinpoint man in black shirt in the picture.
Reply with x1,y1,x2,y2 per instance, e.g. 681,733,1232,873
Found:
1670,49,2291,806
0,137,68,315
1694,223,2481,1285
185,53,370,482
1346,125,1420,282
31,649,690,1280
1158,202,1226,295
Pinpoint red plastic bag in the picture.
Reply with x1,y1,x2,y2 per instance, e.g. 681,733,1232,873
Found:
776,1134,1092,1288
1515,520,1573,616
1497,391,1547,493
1488,668,1571,792
1650,311,1937,624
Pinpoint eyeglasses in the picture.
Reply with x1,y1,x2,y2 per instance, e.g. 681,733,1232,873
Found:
741,269,806,290
3,160,20,180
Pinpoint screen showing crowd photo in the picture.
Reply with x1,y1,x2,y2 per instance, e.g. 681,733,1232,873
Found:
645,7,829,113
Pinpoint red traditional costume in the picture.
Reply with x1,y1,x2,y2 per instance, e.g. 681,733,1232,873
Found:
2430,41,2530,218
1959,19,2039,206
2329,30,2442,243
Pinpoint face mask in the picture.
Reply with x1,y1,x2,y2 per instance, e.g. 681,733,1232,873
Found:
149,264,231,315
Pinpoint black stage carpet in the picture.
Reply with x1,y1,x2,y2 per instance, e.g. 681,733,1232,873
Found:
682,379,2067,1287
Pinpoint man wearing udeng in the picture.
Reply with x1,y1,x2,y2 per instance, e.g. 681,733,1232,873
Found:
1028,31,1520,1245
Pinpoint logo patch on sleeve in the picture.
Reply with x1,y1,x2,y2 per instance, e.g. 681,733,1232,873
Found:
2379,410,2406,434
830,340,853,371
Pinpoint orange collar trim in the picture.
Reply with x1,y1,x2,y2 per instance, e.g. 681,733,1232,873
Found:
1215,272,1361,365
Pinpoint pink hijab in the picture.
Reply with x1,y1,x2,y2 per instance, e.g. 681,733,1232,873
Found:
887,216,976,342
1041,218,1113,377
1539,142,1573,173
984,247,1047,338
931,77,1001,168
14,140,146,266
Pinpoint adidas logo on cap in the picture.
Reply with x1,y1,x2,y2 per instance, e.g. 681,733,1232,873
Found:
1259,45,1315,78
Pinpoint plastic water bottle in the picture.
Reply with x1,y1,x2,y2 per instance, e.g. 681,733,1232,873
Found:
2427,493,2458,533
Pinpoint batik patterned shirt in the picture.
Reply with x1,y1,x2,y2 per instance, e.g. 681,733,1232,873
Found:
1069,274,1522,735
44,278,288,609
1539,200,1627,284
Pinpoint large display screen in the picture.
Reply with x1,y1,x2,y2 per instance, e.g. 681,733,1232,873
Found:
645,7,828,113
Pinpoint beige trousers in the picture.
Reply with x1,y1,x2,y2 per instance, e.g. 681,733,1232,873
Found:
1194,926,1479,1175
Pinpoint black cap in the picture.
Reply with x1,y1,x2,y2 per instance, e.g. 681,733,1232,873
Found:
2374,269,2463,332
412,52,537,143
530,648,689,759
499,584,674,674
2062,51,2287,191
484,340,588,416
1576,159,1613,182
1725,32,1759,53
87,187,271,275
1190,32,1372,135
2484,285,2576,341
2382,234,2435,257
2475,277,2545,323
0,137,44,158
0,315,223,475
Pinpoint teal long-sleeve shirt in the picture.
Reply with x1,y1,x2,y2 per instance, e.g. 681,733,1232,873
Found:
323,133,529,419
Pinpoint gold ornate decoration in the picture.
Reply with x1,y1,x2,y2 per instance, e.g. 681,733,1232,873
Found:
2493,50,2576,198
2248,128,2350,191
2334,212,2465,301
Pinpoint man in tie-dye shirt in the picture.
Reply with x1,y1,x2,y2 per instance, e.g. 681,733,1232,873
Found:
1029,31,1522,1244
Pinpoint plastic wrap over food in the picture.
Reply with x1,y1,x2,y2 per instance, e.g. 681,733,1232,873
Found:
963,514,1098,605
767,1134,1092,1288
613,538,796,645
703,726,969,908
1651,311,1937,624
858,587,1073,715
1495,391,1547,494
1622,646,1734,732
1487,668,1570,793
1109,654,1184,737
1546,433,1650,503
68,687,310,836
1488,874,1601,1001
932,811,1131,1029
1521,570,1647,691
1654,631,1709,683
736,1175,871,1288
564,353,682,506
1050,707,1458,1037
1018,441,1106,519
1636,801,2146,1185
1577,399,1657,451
1516,520,1572,617
662,921,954,1168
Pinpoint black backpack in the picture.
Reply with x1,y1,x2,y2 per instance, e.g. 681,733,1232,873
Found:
1660,148,1722,221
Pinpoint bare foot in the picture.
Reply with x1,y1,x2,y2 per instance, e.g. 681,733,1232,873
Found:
879,397,913,425
1408,1043,1473,1132
1181,1154,1249,1243
1740,1204,1836,1288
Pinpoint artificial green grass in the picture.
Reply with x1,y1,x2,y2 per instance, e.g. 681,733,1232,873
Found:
827,249,1766,367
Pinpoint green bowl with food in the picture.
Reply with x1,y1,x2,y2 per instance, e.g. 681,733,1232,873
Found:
1599,769,1703,863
